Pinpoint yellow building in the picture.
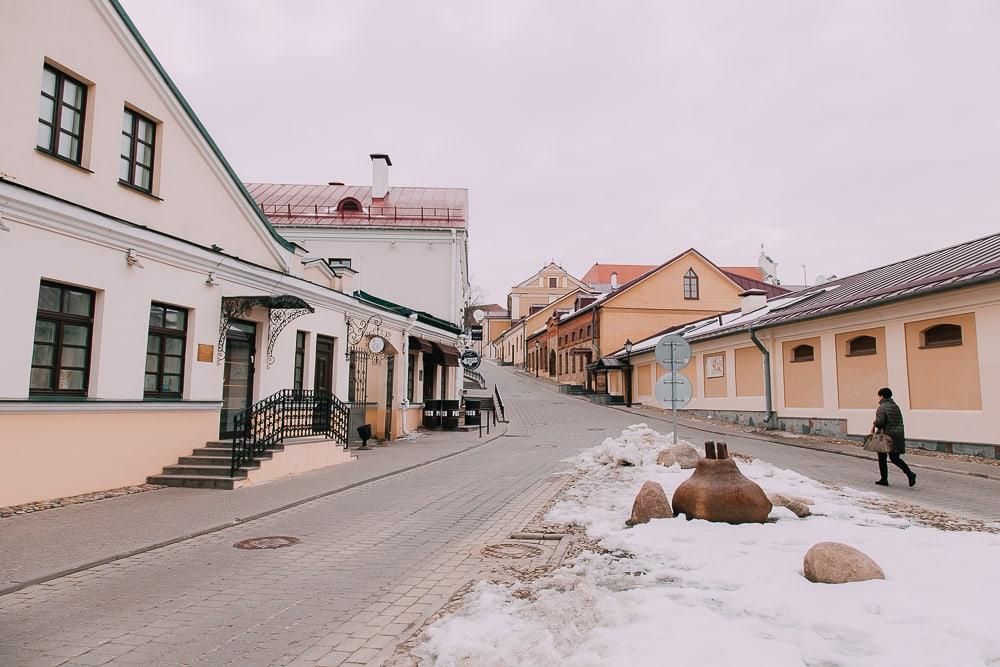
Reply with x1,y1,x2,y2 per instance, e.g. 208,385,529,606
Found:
507,262,590,319
613,234,1000,456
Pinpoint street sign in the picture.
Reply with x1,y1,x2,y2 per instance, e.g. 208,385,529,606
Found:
460,349,482,371
655,334,691,370
655,372,692,409
472,309,486,323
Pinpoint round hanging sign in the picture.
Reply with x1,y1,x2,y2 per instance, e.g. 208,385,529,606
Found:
367,336,386,354
460,349,482,370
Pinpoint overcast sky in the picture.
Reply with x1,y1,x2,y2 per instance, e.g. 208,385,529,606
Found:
122,0,999,303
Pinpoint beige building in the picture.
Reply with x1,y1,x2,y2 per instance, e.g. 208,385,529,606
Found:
0,0,461,507
507,262,589,319
612,234,1000,456
531,250,787,389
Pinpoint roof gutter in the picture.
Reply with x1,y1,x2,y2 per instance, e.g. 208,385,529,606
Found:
748,325,778,430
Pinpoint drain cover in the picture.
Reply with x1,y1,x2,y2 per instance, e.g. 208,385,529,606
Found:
481,543,544,559
234,536,300,550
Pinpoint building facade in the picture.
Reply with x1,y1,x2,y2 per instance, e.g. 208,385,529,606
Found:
0,0,461,507
507,262,589,319
612,234,1000,456
247,163,470,328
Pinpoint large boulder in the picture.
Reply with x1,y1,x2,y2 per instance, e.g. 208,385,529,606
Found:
803,542,884,584
656,443,702,469
768,492,814,518
626,480,674,526
671,442,772,524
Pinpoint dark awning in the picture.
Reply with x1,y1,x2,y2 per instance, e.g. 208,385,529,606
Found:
222,295,314,313
588,356,625,371
431,342,461,367
408,336,435,354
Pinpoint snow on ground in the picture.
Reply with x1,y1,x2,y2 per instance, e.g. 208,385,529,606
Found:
414,424,1000,667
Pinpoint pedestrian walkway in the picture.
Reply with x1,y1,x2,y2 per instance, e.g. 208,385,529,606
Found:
0,424,507,595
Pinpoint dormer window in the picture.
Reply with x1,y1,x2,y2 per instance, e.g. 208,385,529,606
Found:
683,269,699,300
791,344,815,362
921,323,962,348
337,197,362,212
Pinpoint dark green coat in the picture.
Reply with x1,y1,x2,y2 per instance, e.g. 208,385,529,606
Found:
874,398,906,453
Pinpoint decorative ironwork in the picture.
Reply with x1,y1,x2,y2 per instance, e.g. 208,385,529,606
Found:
217,295,314,365
230,389,349,475
266,307,310,368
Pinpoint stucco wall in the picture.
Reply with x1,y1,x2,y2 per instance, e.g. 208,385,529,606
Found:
703,352,727,398
904,313,982,410
735,346,764,397
835,327,888,409
0,409,217,507
782,337,823,408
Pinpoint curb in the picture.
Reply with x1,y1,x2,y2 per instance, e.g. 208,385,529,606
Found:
0,422,510,597
498,365,1000,483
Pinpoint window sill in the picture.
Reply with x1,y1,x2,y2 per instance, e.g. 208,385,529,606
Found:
920,342,962,349
118,180,163,201
845,351,877,357
35,147,93,173
789,359,815,363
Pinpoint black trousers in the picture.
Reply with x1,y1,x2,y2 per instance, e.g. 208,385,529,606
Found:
878,452,914,481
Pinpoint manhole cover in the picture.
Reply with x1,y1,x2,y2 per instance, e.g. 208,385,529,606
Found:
234,536,300,550
481,543,544,559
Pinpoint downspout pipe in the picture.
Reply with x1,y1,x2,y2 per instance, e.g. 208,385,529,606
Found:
749,325,778,430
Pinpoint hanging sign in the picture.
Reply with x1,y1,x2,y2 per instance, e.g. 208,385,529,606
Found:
460,349,482,371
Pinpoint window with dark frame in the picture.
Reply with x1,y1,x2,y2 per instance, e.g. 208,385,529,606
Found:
791,344,815,362
30,281,95,395
145,303,187,397
337,198,362,212
921,323,963,348
37,65,87,165
683,268,700,300
846,335,877,356
407,353,416,401
548,277,558,288
120,107,156,192
293,331,306,390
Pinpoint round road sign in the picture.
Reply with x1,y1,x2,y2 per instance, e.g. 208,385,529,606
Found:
655,334,691,371
460,349,482,371
472,309,486,323
654,371,692,409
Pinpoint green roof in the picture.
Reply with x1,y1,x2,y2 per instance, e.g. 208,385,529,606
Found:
108,0,296,254
353,291,462,335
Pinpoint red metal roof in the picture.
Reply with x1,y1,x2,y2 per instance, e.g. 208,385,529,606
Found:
245,182,468,229
720,266,765,281
580,263,657,285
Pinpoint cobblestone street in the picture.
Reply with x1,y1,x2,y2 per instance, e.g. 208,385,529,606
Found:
2,362,998,666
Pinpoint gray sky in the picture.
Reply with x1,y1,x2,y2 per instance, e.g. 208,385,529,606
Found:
122,0,999,303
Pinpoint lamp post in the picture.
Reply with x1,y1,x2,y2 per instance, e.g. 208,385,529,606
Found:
624,338,634,408
534,341,540,378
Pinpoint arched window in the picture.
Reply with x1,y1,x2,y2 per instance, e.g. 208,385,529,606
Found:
791,344,815,362
847,335,877,356
922,323,962,348
683,269,699,300
337,197,362,212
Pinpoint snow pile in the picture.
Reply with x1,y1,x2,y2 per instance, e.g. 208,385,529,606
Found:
415,426,1000,666
583,422,689,467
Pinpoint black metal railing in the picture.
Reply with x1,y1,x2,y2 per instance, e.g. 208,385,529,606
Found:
494,384,506,423
464,367,486,389
231,389,350,475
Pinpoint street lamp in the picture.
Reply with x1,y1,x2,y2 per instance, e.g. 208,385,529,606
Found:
624,338,634,408
534,341,540,378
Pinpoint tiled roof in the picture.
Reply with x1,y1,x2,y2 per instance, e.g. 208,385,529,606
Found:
581,263,656,285
245,183,468,229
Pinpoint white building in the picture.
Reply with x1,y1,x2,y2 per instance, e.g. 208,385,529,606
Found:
0,0,462,507
247,161,471,327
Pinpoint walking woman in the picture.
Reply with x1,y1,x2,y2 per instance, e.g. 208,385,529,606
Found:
871,387,916,487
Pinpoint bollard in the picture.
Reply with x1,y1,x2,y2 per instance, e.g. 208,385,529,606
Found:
705,441,717,459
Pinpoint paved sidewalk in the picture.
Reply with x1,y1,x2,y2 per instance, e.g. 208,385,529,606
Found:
0,424,507,595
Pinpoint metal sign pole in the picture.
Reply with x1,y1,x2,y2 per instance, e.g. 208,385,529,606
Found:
671,342,677,444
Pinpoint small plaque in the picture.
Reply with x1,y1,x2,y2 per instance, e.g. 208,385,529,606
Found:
197,344,214,362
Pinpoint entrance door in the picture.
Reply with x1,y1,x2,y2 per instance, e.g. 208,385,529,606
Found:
422,356,436,400
220,321,256,438
383,354,395,439
314,336,334,392
313,336,335,432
